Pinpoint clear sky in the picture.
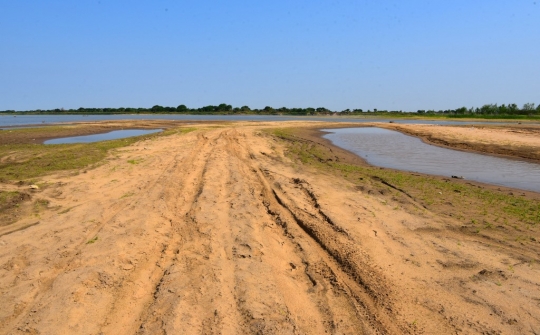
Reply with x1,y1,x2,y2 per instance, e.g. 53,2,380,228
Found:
1,1,539,111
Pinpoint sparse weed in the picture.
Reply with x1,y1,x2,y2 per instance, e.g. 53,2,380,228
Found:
33,199,49,212
86,236,98,244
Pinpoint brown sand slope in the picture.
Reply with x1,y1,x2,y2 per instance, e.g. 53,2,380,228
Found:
1,123,539,334
381,123,540,162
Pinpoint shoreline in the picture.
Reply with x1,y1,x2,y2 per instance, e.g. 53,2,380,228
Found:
380,123,540,164
286,124,540,199
2,120,539,196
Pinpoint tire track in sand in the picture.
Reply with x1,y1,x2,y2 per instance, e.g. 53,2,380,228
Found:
226,128,410,334
136,130,244,334
2,133,201,334
4,127,407,334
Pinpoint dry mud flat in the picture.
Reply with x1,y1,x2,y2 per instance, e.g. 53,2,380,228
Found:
1,122,540,334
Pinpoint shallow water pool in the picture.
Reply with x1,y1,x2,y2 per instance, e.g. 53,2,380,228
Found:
44,129,162,144
322,127,540,193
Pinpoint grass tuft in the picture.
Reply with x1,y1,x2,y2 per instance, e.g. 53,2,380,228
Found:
86,236,98,244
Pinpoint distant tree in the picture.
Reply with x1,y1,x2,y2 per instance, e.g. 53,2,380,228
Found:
455,107,467,114
177,104,188,112
201,105,216,112
316,107,330,114
151,105,164,112
240,105,251,112
508,103,518,114
480,104,498,115
277,107,288,114
523,102,536,111
216,103,232,112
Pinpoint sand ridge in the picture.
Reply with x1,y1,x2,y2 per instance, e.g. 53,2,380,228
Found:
381,123,540,162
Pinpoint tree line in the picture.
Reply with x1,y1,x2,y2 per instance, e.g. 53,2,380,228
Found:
1,103,539,117
415,103,540,116
0,104,335,116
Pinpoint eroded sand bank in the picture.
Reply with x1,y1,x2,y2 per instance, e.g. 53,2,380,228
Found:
381,123,540,162
1,121,539,334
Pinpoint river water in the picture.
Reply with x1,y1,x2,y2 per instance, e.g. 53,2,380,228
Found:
322,127,540,193
44,129,162,144
0,114,528,128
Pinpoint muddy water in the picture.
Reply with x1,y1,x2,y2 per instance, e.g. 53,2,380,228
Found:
323,127,540,193
44,129,162,144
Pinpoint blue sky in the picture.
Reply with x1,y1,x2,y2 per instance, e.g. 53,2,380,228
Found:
1,1,539,111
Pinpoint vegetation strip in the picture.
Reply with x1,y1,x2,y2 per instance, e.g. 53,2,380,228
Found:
0,124,196,182
1,102,539,118
268,127,540,236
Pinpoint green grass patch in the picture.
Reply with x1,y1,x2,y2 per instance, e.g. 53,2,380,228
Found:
121,192,135,198
0,126,197,182
86,236,98,244
0,140,136,181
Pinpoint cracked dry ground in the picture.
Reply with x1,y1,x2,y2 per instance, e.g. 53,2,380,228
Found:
1,125,539,334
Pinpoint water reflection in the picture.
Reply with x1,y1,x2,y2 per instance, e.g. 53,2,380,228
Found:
323,127,540,193
44,129,162,144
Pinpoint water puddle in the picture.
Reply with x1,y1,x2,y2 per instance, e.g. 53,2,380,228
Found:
322,127,540,193
44,129,162,144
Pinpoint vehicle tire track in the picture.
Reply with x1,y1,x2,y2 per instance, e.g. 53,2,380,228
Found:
224,128,410,334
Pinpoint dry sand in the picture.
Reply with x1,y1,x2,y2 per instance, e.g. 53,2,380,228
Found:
1,121,539,334
381,123,540,162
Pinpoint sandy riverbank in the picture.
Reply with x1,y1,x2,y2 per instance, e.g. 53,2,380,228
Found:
380,123,540,163
1,121,539,334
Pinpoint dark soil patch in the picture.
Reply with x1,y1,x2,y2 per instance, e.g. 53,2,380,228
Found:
0,191,31,226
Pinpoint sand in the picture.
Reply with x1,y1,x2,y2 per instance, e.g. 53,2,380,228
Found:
1,121,539,334
381,123,540,162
